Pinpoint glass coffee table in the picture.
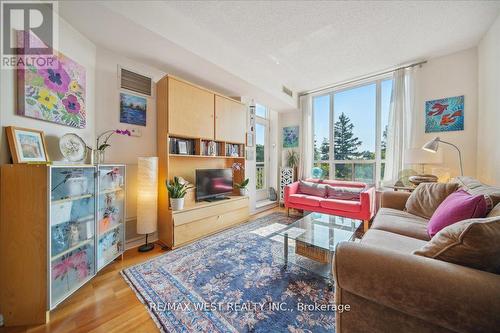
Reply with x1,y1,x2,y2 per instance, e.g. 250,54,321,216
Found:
277,212,362,286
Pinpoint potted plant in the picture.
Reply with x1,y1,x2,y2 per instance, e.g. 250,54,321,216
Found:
234,178,250,196
286,150,299,180
166,176,188,211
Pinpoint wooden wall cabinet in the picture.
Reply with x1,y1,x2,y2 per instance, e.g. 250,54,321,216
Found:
167,77,215,139
156,75,249,249
215,95,247,144
0,164,125,326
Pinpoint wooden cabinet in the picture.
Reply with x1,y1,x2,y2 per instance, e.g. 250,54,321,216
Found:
215,95,246,143
0,164,126,326
156,74,249,249
172,196,249,247
168,77,215,139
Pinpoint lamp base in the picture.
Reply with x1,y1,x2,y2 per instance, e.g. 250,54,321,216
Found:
138,243,154,252
138,233,154,252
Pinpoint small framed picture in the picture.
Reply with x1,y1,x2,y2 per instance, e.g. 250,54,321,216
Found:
177,141,188,154
6,126,49,163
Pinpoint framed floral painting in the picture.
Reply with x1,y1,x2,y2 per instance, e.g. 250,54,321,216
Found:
17,50,86,128
282,126,299,148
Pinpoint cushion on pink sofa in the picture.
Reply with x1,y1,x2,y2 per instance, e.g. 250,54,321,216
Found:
320,198,361,212
288,194,322,207
427,190,487,237
298,180,327,197
326,185,365,201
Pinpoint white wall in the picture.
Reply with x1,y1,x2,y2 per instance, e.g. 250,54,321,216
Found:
413,48,478,178
0,16,96,164
477,15,500,186
94,47,165,242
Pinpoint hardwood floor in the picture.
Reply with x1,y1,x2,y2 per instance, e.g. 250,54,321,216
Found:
0,207,283,333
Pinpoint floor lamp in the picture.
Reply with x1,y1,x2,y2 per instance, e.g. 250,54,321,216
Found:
137,157,158,252
422,137,463,176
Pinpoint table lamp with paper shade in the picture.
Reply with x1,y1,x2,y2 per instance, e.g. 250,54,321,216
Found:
137,157,158,252
405,148,443,185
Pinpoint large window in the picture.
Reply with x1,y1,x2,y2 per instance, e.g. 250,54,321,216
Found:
313,78,392,185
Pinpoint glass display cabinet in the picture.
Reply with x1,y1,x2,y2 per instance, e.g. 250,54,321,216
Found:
48,164,126,309
49,165,96,308
97,164,126,270
0,164,127,324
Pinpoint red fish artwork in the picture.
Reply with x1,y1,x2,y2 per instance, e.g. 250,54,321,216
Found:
440,110,463,126
427,103,448,116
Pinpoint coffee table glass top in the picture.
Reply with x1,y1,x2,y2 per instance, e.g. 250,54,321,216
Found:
277,213,362,252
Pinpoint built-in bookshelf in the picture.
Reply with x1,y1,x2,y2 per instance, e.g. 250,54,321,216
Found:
157,75,249,249
168,135,245,158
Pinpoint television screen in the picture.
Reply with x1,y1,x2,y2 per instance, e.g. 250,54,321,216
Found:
196,168,233,201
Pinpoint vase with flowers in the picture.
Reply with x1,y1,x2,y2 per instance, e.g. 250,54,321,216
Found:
94,129,131,164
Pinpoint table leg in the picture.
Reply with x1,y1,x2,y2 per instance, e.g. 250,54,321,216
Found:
328,250,334,290
284,232,288,269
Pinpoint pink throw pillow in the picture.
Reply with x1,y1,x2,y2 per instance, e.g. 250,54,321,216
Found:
427,190,487,237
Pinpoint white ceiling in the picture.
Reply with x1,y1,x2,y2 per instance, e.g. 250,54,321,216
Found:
59,1,500,111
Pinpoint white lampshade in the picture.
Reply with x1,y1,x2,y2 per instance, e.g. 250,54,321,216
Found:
137,157,158,235
405,148,443,165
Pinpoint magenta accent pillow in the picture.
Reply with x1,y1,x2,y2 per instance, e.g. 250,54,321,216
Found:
427,190,487,237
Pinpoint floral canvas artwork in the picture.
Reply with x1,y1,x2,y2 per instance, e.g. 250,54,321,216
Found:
282,126,299,148
17,50,86,128
425,95,464,133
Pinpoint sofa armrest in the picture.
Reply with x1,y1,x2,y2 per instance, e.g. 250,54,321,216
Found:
334,242,500,333
380,191,411,210
284,181,299,204
360,186,376,219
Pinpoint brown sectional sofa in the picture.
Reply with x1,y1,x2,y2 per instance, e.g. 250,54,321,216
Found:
334,190,500,333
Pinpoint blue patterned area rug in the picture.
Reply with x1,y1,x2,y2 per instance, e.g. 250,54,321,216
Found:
122,212,336,333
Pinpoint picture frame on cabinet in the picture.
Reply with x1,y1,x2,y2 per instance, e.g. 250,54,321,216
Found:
177,140,188,154
5,126,49,163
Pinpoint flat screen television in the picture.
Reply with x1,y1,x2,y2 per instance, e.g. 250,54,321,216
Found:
196,168,233,201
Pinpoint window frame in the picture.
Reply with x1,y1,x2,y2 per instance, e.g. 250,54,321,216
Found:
311,74,392,186
255,104,270,198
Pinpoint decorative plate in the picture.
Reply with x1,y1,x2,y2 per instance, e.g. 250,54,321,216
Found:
59,133,87,162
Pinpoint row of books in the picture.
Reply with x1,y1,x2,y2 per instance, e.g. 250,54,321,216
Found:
201,141,220,156
226,144,241,157
168,137,196,155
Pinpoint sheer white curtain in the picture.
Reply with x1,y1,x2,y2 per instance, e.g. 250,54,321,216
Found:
298,94,313,179
383,67,417,184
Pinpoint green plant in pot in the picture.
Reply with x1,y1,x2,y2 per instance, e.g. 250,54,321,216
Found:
286,150,299,168
286,150,299,180
166,176,188,211
234,178,249,196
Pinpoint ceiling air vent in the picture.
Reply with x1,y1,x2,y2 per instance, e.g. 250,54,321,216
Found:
120,67,152,96
282,85,293,98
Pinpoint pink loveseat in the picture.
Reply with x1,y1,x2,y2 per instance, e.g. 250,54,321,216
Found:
284,179,376,231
